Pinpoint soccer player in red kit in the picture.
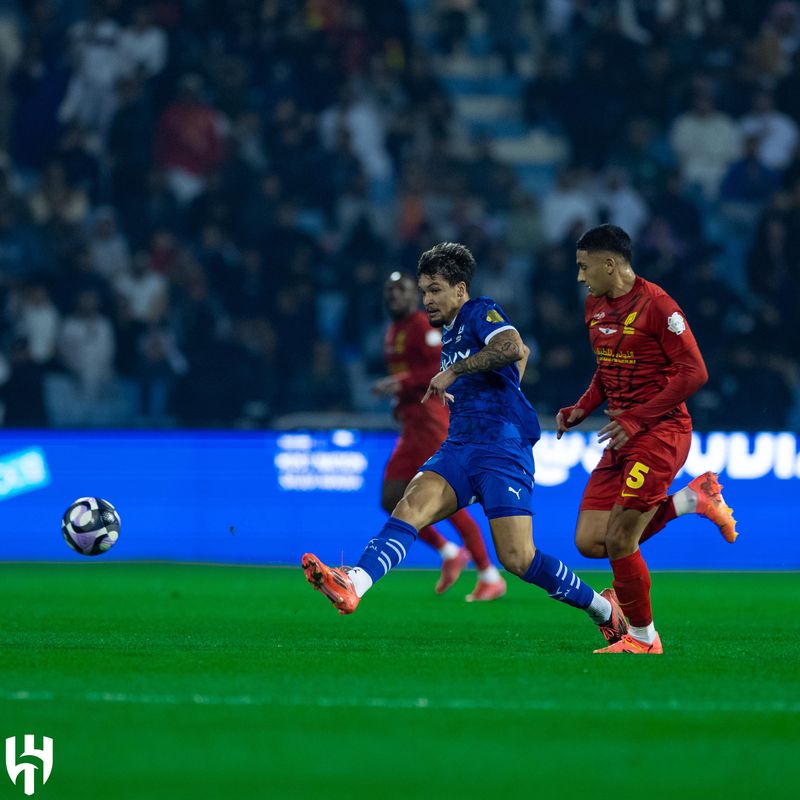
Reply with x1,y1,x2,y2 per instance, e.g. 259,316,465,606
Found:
557,225,738,654
372,272,506,601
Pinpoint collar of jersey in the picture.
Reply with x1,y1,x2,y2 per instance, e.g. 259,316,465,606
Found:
443,300,473,332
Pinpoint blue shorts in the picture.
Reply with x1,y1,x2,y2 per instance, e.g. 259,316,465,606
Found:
419,438,536,519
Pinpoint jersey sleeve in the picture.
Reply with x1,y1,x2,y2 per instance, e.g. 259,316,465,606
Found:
470,300,517,345
558,369,606,428
616,295,708,437
579,369,606,411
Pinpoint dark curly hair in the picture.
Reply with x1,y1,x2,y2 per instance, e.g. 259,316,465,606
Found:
576,224,633,263
417,242,476,288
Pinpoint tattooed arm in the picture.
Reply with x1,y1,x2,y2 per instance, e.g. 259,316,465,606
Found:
422,330,526,405
451,329,525,375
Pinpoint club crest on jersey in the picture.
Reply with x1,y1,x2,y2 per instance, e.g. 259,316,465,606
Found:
486,309,504,323
623,311,638,335
667,312,686,335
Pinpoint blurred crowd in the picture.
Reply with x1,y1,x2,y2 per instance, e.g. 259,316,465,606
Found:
0,0,798,430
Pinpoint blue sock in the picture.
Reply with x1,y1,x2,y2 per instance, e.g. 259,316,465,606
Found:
522,550,594,609
356,517,418,585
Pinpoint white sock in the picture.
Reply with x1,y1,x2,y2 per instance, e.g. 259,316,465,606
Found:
346,567,373,598
585,591,613,625
672,486,697,516
478,565,502,583
438,541,460,561
629,622,656,644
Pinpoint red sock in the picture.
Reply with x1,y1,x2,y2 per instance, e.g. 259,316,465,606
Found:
610,550,652,627
447,508,491,570
639,496,677,544
418,525,448,550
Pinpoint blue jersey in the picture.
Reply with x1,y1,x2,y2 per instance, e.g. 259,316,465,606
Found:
440,297,540,444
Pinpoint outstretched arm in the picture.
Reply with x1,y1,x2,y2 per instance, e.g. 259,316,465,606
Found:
422,329,525,405
556,369,607,438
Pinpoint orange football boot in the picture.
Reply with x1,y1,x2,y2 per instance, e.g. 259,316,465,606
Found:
465,576,507,602
301,553,360,615
597,587,628,644
594,632,663,654
435,547,469,594
688,471,738,542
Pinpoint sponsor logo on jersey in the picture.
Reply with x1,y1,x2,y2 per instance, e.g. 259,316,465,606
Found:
667,312,686,335
486,309,504,323
594,347,636,366
598,327,618,335
441,349,472,369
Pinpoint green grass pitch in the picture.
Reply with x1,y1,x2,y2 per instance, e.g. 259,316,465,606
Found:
1,564,798,800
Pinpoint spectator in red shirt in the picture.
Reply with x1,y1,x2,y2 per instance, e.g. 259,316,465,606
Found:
155,74,228,204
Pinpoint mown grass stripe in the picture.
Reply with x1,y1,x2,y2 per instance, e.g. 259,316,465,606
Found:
2,689,797,714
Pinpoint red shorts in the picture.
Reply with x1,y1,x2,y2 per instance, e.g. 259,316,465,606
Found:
580,423,692,512
384,411,448,483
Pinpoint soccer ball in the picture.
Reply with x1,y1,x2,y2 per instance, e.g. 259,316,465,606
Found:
61,497,120,556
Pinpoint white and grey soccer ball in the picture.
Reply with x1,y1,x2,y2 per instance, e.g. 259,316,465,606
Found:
61,497,120,556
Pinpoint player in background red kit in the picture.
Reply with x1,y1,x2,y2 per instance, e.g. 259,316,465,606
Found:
557,225,738,654
372,272,506,601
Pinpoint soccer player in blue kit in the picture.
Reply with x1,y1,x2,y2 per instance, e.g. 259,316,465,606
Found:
303,242,627,646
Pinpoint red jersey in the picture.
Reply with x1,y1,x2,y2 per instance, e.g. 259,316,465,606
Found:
574,277,708,438
383,310,448,427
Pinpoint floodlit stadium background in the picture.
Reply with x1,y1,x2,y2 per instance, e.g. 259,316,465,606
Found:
1,5,799,800
0,0,798,432
0,0,798,568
